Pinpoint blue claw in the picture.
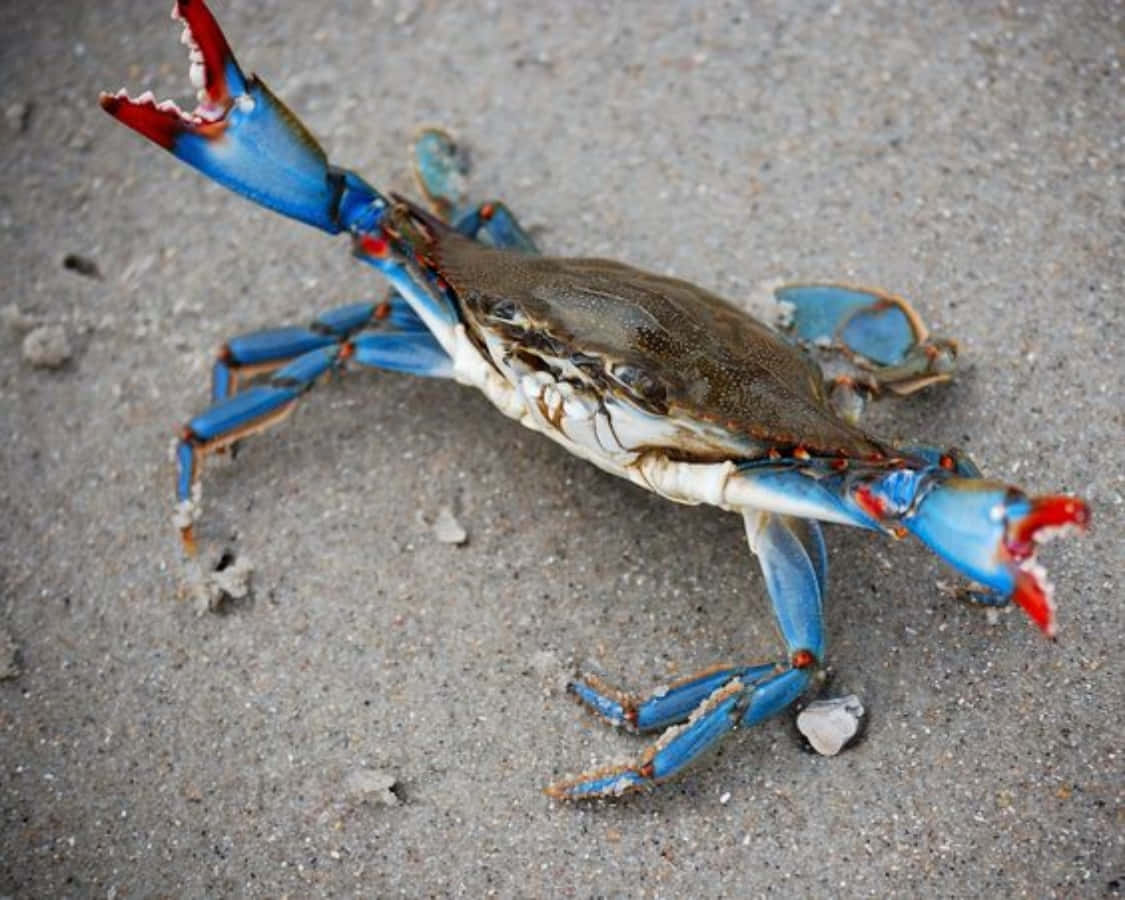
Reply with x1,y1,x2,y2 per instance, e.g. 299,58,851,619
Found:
899,478,1089,637
775,284,958,399
100,0,385,234
731,456,1090,638
412,128,470,220
777,284,924,366
412,127,539,252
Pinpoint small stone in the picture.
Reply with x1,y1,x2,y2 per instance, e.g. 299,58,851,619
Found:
343,769,398,806
5,100,30,133
0,629,21,680
63,253,101,279
1,303,40,334
187,551,254,614
433,506,467,545
22,325,71,368
797,694,865,756
211,554,253,601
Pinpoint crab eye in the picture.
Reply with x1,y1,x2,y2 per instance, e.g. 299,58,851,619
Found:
612,363,667,407
488,298,526,326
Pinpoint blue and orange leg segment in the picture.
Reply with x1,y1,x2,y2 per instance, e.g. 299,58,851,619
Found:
547,513,826,800
174,328,451,554
208,300,404,403
775,284,959,422
454,201,538,253
567,664,778,734
100,0,388,237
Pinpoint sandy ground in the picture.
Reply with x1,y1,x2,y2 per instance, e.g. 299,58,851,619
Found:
2,1,1123,896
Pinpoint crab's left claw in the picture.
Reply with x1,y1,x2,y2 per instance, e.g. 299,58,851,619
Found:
100,0,380,234
776,284,958,396
898,478,1090,637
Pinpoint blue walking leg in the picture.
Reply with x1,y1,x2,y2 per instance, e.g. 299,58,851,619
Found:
175,324,450,554
210,298,430,403
548,512,828,799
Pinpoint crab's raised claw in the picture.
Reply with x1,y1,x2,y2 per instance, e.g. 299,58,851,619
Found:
776,284,958,396
896,478,1090,637
100,0,384,235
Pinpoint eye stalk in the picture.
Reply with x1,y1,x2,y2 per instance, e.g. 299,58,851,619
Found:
612,362,668,412
488,298,525,324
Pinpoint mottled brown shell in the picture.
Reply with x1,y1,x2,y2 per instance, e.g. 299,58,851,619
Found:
405,206,886,461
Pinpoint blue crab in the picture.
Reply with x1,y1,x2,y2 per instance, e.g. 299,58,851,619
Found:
101,1,1089,799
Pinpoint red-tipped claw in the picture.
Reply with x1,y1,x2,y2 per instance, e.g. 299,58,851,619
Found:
1005,495,1091,561
98,1,244,149
1006,495,1089,638
900,477,1089,637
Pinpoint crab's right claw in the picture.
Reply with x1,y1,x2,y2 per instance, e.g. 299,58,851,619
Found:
901,478,1090,637
99,0,380,234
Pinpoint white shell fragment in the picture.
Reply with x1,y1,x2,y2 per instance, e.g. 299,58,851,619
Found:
433,506,468,545
343,769,399,806
22,324,71,368
797,694,865,756
187,553,254,614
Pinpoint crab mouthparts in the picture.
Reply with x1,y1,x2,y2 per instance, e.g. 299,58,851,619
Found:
1005,495,1090,638
98,0,241,148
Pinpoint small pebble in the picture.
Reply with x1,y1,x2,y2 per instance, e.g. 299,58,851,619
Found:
0,629,21,680
433,506,468,545
1,303,40,334
63,253,101,278
22,324,72,368
344,769,398,806
188,552,254,614
5,100,30,133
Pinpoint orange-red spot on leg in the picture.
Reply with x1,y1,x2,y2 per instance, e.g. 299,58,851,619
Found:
480,202,495,220
639,762,655,780
791,649,816,669
853,484,888,521
180,524,197,558
374,301,391,320
359,234,390,258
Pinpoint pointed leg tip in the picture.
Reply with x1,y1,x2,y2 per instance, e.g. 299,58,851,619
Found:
180,525,198,557
543,766,648,801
